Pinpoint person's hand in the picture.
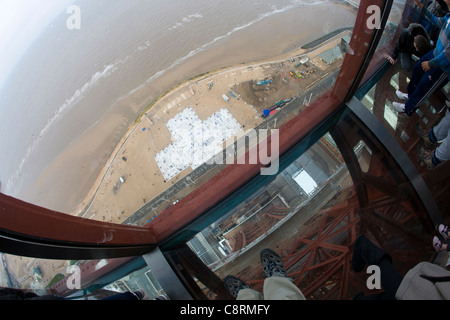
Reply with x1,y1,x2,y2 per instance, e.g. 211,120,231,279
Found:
422,61,431,71
383,53,396,65
414,0,424,9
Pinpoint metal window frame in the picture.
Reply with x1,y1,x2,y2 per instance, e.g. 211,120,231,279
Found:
0,0,390,260
3,0,441,300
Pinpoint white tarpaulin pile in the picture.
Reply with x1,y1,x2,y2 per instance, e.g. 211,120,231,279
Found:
155,107,241,181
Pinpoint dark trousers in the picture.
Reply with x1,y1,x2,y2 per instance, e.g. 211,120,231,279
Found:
102,292,139,300
406,50,448,116
352,236,403,300
355,258,403,300
399,52,414,72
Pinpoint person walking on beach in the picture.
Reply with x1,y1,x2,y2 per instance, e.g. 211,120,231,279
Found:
393,0,450,116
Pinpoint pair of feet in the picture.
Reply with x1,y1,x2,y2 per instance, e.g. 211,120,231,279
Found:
433,224,449,252
416,126,439,170
392,90,409,114
394,90,439,170
224,248,286,298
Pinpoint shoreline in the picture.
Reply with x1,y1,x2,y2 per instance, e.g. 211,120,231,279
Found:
73,28,351,223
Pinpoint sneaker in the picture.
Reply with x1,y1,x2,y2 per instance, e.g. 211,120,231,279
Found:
415,123,434,149
224,275,250,298
260,248,287,277
437,224,449,240
417,144,435,170
132,290,146,300
433,236,443,252
393,102,406,113
396,90,409,100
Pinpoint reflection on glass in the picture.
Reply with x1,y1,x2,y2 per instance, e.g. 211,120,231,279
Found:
0,253,70,295
100,267,167,301
186,106,435,300
384,103,399,129
188,131,354,295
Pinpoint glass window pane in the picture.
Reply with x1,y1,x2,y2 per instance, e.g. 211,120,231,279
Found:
357,0,449,215
1,2,356,224
0,253,167,300
184,112,434,299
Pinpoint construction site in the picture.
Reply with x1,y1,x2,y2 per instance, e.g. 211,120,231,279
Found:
233,45,345,116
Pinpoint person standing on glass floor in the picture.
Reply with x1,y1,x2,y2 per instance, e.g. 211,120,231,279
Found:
393,0,450,116
416,105,450,169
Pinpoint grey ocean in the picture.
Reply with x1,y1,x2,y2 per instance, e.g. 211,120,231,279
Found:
0,0,356,212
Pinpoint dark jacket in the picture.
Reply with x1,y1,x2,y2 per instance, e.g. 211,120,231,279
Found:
0,287,62,300
392,23,431,60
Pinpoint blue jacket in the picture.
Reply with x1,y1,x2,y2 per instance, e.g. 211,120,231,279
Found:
425,11,450,75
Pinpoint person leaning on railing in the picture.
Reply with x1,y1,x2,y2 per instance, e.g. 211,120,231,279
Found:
393,0,450,116
384,22,432,71
352,233,450,300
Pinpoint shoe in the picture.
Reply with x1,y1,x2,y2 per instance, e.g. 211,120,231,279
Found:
396,90,409,100
415,123,434,149
224,275,250,298
417,144,435,170
133,290,146,300
393,102,406,113
351,235,392,272
437,224,449,240
433,236,443,252
260,248,287,277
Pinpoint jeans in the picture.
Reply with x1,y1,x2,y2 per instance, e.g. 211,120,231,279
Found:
406,51,449,116
433,108,450,161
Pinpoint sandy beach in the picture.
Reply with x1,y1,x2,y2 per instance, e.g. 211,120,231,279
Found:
73,29,349,225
